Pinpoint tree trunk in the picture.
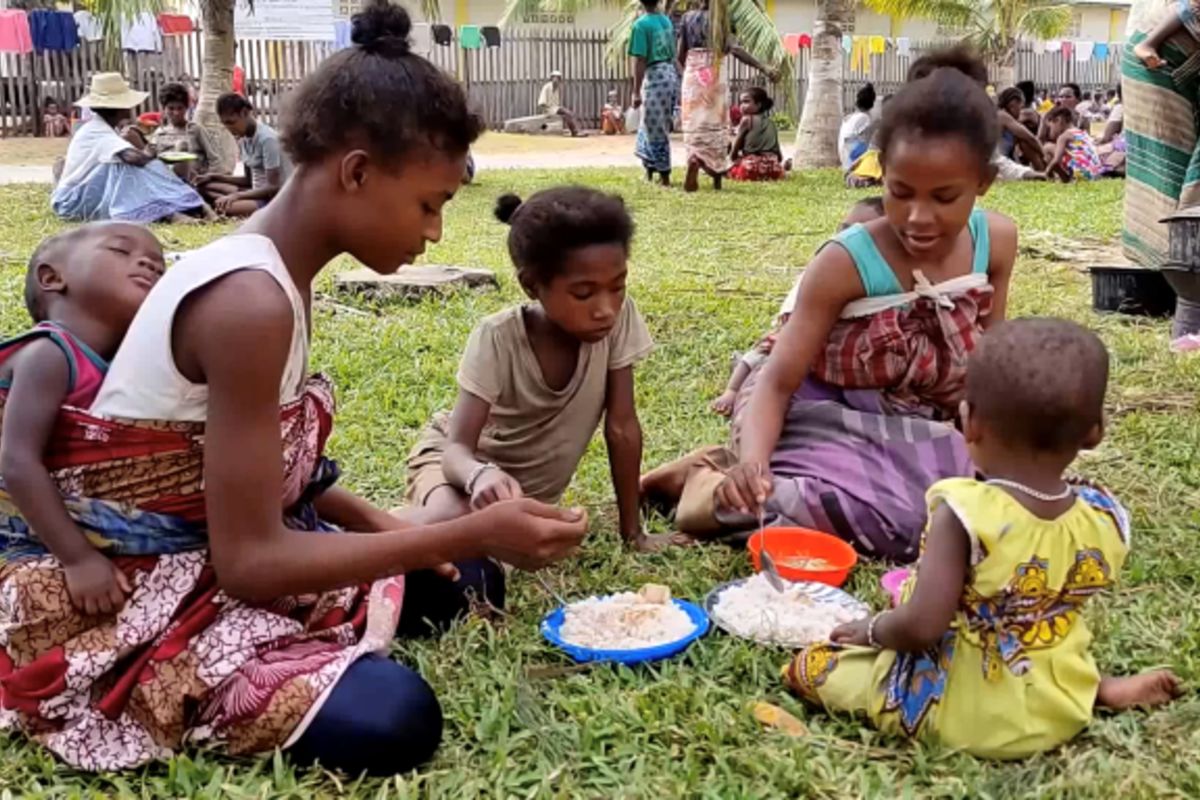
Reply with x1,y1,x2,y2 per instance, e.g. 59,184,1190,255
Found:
792,0,852,170
995,43,1017,90
197,0,238,174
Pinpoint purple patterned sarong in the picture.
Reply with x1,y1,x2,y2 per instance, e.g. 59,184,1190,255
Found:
724,372,973,563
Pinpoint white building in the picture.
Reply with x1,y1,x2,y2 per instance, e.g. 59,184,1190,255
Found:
428,0,1133,43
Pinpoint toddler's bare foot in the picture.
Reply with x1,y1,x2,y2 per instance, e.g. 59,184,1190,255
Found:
627,531,698,553
1097,670,1183,710
1133,41,1166,70
711,390,737,417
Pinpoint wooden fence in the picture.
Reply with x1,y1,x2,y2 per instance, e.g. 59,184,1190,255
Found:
1,28,1125,138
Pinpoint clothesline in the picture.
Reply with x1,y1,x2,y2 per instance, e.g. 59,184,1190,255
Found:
779,32,1121,65
0,11,506,55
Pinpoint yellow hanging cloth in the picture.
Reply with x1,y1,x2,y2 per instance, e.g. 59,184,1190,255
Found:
869,35,886,55
851,36,870,74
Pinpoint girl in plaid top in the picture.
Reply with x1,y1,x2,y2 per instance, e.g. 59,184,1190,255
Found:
646,48,1019,561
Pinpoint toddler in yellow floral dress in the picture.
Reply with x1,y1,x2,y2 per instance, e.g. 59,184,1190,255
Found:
784,318,1181,759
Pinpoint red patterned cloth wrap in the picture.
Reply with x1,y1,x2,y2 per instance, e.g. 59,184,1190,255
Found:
728,153,785,182
808,286,994,420
0,374,406,770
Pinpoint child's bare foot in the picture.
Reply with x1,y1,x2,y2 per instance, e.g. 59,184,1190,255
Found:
627,531,698,552
1133,41,1167,70
711,390,737,417
1097,670,1183,710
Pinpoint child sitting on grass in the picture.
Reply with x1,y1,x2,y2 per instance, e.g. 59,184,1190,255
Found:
711,196,884,416
1043,106,1102,182
728,88,785,182
785,318,1182,759
0,222,164,615
407,187,664,550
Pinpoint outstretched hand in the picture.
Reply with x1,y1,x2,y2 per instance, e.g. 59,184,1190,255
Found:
481,499,588,570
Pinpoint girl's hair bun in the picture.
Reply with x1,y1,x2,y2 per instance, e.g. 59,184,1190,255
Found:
494,193,523,224
352,0,412,57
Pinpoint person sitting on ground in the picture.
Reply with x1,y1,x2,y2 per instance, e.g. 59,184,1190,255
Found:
0,2,587,777
992,87,1047,181
641,47,1017,560
1038,82,1081,143
785,318,1183,759
1096,86,1126,177
711,197,884,416
997,87,1046,170
149,82,221,179
51,73,210,224
195,93,292,216
537,70,585,137
728,88,784,182
1016,80,1040,135
839,83,876,171
0,223,164,616
602,90,626,135
406,187,668,551
42,99,70,138
1043,106,1103,182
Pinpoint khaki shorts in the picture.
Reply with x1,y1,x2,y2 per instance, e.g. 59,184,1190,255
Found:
406,413,455,506
675,446,736,536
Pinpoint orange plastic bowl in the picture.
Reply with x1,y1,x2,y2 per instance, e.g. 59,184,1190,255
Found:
747,527,858,587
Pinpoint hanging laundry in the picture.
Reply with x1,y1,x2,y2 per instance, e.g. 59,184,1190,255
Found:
783,33,801,56
122,11,161,52
868,35,886,55
29,10,78,52
851,36,870,74
157,14,194,35
895,36,910,57
74,10,102,43
1043,39,1062,53
1094,42,1110,60
1075,40,1094,61
482,25,501,48
459,25,482,50
333,19,352,50
798,34,812,48
433,24,453,46
1061,41,1073,59
410,22,433,54
0,10,32,54
842,33,852,52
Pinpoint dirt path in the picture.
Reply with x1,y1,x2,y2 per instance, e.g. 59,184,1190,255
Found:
0,132,687,184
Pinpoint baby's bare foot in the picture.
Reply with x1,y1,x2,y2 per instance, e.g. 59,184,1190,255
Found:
1097,670,1184,710
711,390,737,417
1134,41,1167,70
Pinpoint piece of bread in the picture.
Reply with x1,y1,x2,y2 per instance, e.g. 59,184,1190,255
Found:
638,583,671,604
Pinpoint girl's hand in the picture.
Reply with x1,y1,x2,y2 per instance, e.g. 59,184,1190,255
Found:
470,468,524,510
715,461,773,515
479,499,587,570
830,617,872,646
64,552,132,616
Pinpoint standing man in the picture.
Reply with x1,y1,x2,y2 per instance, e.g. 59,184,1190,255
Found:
537,70,586,137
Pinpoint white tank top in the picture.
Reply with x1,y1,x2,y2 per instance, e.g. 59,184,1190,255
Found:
91,234,309,422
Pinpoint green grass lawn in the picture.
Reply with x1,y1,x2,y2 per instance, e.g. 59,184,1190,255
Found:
0,172,1198,798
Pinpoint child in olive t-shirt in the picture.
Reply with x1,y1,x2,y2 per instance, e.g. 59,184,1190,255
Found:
407,187,670,551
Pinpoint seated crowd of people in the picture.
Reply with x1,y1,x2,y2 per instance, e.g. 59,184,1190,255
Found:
841,74,1125,188
48,73,291,224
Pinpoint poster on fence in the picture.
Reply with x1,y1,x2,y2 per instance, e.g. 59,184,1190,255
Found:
235,0,335,41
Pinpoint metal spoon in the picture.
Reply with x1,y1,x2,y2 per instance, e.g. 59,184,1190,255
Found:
757,502,787,594
535,572,569,607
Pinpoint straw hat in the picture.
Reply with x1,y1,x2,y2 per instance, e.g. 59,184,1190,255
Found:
550,69,563,78
76,73,148,110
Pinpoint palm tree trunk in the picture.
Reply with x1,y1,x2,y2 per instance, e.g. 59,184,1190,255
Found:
197,0,238,174
792,0,852,169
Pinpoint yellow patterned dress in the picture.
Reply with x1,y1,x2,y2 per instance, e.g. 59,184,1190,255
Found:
784,478,1131,759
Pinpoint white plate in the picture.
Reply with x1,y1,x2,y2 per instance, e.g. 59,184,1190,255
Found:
704,577,869,648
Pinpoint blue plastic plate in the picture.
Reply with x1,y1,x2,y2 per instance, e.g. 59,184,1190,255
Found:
540,598,710,665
